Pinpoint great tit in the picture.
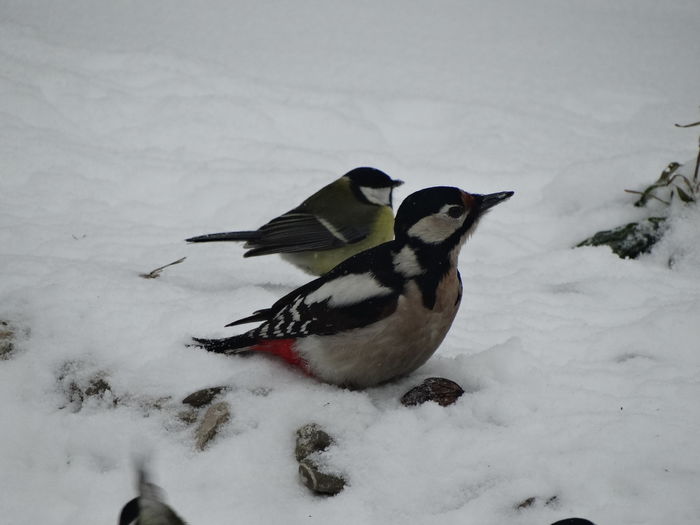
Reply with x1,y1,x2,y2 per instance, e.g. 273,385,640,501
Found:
186,167,403,275
118,465,186,525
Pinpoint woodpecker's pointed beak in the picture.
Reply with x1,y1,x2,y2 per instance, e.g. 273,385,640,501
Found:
478,191,514,211
391,179,404,188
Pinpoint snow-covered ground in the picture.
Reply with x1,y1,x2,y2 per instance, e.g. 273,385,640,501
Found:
2,1,700,523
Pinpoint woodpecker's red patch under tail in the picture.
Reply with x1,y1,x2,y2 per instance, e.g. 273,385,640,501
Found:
252,339,309,372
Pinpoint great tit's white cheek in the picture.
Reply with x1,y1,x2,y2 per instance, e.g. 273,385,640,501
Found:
360,186,392,206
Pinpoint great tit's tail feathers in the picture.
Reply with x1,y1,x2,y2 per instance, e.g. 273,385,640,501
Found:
186,231,260,243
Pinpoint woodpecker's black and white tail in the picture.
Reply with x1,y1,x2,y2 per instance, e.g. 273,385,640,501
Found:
186,231,260,243
191,333,256,354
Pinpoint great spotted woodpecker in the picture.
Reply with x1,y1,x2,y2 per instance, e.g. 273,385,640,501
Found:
118,466,186,525
186,167,403,276
192,186,513,389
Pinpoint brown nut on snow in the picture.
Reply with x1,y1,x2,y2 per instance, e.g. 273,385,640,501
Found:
295,423,333,462
298,460,345,496
400,377,465,407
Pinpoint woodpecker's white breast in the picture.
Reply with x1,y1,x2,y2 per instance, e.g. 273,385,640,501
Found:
295,267,462,388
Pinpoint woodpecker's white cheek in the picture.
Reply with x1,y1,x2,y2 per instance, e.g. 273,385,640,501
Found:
407,214,463,244
305,273,392,307
360,186,392,206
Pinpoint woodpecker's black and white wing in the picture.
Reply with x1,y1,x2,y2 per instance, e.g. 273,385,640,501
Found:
230,242,405,339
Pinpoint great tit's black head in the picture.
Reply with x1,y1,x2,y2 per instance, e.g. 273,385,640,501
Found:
395,186,513,245
344,167,403,207
118,497,140,525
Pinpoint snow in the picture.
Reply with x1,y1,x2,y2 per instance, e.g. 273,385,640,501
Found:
1,1,700,524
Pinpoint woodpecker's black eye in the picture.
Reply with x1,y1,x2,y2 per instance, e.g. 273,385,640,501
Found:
447,205,464,218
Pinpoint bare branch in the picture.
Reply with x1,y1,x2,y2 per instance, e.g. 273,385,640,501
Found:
140,257,187,279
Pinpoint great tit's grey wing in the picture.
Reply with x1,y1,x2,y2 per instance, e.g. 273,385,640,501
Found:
243,210,368,256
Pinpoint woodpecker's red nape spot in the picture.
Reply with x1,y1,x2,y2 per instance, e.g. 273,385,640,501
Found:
460,191,475,208
253,339,309,372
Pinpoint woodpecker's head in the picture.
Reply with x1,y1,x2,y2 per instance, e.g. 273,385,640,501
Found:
394,186,513,246
344,167,404,207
